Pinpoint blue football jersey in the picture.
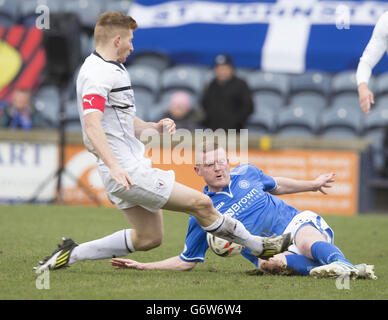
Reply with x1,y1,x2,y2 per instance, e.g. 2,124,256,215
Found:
179,164,301,267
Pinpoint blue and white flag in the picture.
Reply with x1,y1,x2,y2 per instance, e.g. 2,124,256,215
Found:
129,0,388,73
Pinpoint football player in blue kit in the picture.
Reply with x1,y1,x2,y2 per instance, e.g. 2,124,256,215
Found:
111,143,376,279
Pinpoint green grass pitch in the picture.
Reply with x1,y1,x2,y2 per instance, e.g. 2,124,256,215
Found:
0,204,387,300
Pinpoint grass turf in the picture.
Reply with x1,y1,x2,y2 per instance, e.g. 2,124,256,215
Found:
0,204,387,300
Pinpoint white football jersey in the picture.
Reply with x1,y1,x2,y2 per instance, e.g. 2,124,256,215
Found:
76,51,145,168
357,11,388,85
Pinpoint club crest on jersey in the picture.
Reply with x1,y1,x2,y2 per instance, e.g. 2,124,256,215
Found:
238,180,250,189
156,178,166,189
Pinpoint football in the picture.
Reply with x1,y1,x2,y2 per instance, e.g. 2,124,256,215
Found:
206,233,244,257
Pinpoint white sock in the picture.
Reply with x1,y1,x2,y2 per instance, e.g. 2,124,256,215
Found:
69,229,135,264
203,214,263,253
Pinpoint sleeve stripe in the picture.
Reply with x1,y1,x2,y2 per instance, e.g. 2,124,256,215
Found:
179,253,205,262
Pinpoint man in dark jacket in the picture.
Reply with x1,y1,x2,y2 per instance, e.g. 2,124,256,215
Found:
201,54,253,131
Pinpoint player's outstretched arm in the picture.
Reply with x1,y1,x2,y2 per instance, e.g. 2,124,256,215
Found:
356,12,388,114
110,256,197,271
84,111,133,190
134,117,176,138
271,173,335,195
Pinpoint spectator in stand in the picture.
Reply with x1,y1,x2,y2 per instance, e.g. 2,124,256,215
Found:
201,54,253,131
162,90,202,131
0,88,50,130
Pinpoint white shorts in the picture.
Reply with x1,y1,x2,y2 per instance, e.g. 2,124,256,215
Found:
98,158,175,213
282,210,334,255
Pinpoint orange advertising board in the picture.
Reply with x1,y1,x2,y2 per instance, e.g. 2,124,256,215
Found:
63,146,359,215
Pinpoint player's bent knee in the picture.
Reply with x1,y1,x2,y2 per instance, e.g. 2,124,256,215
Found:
191,195,214,217
135,232,163,251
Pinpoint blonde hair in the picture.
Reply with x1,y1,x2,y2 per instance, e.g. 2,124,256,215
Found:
195,141,224,165
94,11,138,46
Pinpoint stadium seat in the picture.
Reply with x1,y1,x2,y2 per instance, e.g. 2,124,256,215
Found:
65,99,82,132
375,93,388,107
331,70,358,95
318,104,363,138
246,105,276,136
80,33,94,59
19,0,63,26
290,71,330,97
235,68,252,82
362,104,388,172
374,72,388,98
127,64,160,94
33,85,61,127
133,89,156,120
0,0,19,24
288,92,327,113
275,104,318,137
0,14,14,27
134,101,149,122
252,91,284,111
62,0,105,29
246,71,289,96
129,52,171,73
160,65,203,95
104,0,132,14
147,101,168,123
330,93,360,108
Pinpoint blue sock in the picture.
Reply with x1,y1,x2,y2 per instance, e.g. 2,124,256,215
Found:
285,254,320,275
310,241,351,265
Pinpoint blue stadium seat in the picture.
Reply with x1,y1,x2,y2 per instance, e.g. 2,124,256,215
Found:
252,91,284,111
288,92,327,113
129,52,171,73
318,104,363,138
246,71,289,96
275,104,318,137
127,64,160,94
160,65,203,95
246,105,276,136
290,71,330,97
363,104,388,171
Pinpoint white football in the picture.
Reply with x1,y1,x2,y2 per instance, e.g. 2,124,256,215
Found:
206,233,244,257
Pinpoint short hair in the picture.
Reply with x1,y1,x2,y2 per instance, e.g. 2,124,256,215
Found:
94,11,138,46
195,141,224,165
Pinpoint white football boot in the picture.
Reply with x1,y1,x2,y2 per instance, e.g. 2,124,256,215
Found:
355,264,378,280
310,260,359,280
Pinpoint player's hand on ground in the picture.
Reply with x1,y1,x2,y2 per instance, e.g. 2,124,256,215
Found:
312,173,335,195
110,164,134,190
157,118,176,135
110,258,145,270
358,83,374,114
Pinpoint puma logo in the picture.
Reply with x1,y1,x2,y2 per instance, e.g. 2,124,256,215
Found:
83,97,95,106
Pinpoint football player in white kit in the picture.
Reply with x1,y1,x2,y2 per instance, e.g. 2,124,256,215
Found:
357,11,388,114
34,11,291,272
